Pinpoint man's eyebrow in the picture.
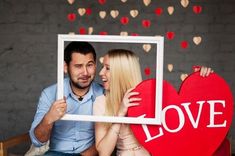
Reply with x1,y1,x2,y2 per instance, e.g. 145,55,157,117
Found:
88,60,95,63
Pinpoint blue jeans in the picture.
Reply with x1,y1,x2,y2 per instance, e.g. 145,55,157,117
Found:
43,150,81,156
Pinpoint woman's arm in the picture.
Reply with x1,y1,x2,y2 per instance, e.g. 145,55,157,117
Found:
95,122,121,156
93,95,121,156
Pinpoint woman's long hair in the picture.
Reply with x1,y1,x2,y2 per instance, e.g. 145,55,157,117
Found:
105,49,142,116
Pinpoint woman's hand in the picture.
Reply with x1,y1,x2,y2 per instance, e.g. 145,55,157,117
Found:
194,66,214,77
117,88,141,117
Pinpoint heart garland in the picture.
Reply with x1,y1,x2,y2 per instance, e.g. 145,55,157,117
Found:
110,10,119,18
67,13,76,22
120,16,129,25
167,6,174,15
193,36,202,45
99,11,106,19
143,44,151,52
142,20,151,28
130,10,139,18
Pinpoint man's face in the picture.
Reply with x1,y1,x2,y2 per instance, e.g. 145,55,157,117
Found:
64,52,96,89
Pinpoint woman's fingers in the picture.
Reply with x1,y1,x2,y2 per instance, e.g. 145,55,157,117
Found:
129,97,141,103
128,103,140,107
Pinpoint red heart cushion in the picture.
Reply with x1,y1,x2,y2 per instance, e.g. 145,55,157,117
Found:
128,72,233,156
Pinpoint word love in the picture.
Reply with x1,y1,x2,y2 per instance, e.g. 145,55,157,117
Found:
142,100,226,142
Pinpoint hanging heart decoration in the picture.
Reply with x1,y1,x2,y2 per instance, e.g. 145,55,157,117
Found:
143,0,151,6
193,5,202,14
121,0,127,2
120,16,129,25
99,11,106,19
143,44,151,52
181,0,189,8
67,0,75,5
167,6,174,15
130,10,139,18
166,31,175,40
67,13,76,22
98,0,106,5
99,31,108,35
181,73,188,81
144,67,151,76
88,27,93,35
120,31,128,36
110,10,119,18
68,32,75,35
142,20,151,28
193,36,202,45
78,8,86,16
181,41,189,49
131,33,139,36
99,57,104,63
79,27,87,34
86,8,92,16
155,7,163,16
168,64,173,72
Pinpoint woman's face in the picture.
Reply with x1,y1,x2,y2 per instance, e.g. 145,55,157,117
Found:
99,55,110,90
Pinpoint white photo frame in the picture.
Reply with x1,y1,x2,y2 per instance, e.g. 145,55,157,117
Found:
58,34,164,125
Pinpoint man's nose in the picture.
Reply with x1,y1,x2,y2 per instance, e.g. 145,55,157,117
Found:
82,66,88,75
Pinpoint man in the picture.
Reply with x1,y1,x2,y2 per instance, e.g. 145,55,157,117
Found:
29,41,103,156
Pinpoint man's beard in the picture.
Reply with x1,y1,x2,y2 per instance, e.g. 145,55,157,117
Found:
70,77,93,89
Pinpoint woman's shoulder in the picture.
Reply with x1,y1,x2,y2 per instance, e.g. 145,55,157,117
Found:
93,95,106,115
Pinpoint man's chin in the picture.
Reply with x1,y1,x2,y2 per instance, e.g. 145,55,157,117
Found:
76,81,93,89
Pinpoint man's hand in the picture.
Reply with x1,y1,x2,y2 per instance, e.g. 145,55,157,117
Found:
34,98,67,143
44,98,67,124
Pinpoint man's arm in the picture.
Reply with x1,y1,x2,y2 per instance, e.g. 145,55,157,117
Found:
33,98,67,143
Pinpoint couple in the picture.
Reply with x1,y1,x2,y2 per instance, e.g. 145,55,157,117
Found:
29,41,213,156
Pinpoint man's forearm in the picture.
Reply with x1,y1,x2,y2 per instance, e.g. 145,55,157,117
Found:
34,115,53,143
81,144,98,156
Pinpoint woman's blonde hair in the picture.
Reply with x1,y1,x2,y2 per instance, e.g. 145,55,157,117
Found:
105,49,142,116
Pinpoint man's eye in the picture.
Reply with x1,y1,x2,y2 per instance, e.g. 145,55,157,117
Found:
75,65,82,68
87,63,94,67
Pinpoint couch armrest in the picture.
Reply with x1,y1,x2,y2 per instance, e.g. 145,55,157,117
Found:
0,133,30,156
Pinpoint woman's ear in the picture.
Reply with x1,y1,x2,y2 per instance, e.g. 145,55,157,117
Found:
64,61,68,74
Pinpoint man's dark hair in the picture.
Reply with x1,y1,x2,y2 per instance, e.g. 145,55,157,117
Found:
64,41,96,64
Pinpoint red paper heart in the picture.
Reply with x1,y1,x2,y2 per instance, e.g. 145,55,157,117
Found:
128,73,233,156
67,13,76,22
98,0,106,5
144,67,151,76
86,8,92,15
142,20,151,28
120,17,129,25
155,7,163,16
79,27,87,34
181,40,188,49
99,31,108,35
166,31,175,40
193,5,202,14
131,33,139,36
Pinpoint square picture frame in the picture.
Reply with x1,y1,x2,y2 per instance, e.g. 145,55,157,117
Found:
58,34,164,125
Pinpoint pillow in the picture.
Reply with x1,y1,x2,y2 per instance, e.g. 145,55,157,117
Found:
24,141,49,156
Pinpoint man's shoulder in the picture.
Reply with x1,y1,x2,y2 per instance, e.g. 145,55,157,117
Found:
43,82,57,93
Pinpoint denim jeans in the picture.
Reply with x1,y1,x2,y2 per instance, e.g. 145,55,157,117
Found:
43,150,81,156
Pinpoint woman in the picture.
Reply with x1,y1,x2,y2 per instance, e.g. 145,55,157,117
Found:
93,49,213,156
93,49,149,156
